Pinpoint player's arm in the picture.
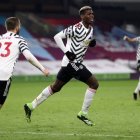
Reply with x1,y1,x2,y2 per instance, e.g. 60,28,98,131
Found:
22,50,49,76
54,31,67,53
54,30,76,61
136,45,140,71
123,35,140,70
123,36,137,43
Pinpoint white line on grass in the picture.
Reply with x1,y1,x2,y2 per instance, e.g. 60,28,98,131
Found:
0,131,139,138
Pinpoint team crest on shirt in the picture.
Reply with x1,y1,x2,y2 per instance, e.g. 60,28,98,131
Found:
81,39,91,48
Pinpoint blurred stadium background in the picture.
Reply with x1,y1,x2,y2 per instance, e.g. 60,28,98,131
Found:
1,1,140,140
0,0,140,80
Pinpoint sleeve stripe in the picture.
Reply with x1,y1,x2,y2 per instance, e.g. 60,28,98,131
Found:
19,43,27,47
20,48,29,53
20,45,28,49
18,40,26,44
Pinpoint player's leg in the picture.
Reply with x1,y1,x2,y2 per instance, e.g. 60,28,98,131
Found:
75,65,99,126
24,66,72,122
24,79,66,122
77,75,99,126
31,79,67,109
133,79,140,100
0,79,11,110
81,74,99,113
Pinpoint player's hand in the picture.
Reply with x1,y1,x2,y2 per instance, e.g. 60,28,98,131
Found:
42,68,50,76
137,60,140,71
89,39,96,47
65,51,76,61
123,35,128,41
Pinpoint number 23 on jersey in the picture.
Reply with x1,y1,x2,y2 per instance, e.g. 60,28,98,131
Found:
0,42,12,57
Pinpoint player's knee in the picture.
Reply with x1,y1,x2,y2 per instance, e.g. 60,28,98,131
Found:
90,81,99,90
51,85,62,93
52,87,62,93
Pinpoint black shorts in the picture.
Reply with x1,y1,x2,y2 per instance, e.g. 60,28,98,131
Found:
57,62,92,83
0,78,11,105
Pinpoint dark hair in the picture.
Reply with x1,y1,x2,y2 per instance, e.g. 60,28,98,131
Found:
5,17,20,31
79,6,92,15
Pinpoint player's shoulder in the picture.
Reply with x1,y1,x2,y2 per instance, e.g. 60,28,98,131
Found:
15,35,27,44
14,34,25,41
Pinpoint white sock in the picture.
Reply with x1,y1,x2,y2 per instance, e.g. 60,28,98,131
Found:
32,86,53,109
81,88,96,114
134,81,140,94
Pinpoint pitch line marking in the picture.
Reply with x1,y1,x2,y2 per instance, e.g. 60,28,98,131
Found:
0,131,140,138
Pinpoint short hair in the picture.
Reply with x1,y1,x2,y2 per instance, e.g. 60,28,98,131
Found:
5,17,20,31
79,6,92,15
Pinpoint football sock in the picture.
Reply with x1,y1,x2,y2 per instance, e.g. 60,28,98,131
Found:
31,86,53,109
81,88,96,113
134,82,140,94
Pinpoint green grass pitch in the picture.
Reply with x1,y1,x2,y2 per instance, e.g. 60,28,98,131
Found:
0,79,140,140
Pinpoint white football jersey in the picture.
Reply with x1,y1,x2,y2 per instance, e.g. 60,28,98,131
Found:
135,37,140,61
58,22,94,66
0,31,29,80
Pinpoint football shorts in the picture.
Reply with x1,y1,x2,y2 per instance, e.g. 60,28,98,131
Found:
57,62,92,83
0,78,11,105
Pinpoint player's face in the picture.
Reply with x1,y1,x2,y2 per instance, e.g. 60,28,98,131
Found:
82,9,94,26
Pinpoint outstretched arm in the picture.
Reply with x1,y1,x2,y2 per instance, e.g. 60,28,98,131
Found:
123,35,140,71
123,36,137,43
22,50,49,76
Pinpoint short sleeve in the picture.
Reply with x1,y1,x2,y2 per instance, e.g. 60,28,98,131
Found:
18,39,29,53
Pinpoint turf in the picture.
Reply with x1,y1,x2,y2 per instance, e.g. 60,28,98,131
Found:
0,79,140,140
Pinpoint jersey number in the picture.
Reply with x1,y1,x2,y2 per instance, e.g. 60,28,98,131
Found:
0,42,12,57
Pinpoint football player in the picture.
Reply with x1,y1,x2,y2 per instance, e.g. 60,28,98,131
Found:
0,17,49,109
123,35,140,100
24,6,98,126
